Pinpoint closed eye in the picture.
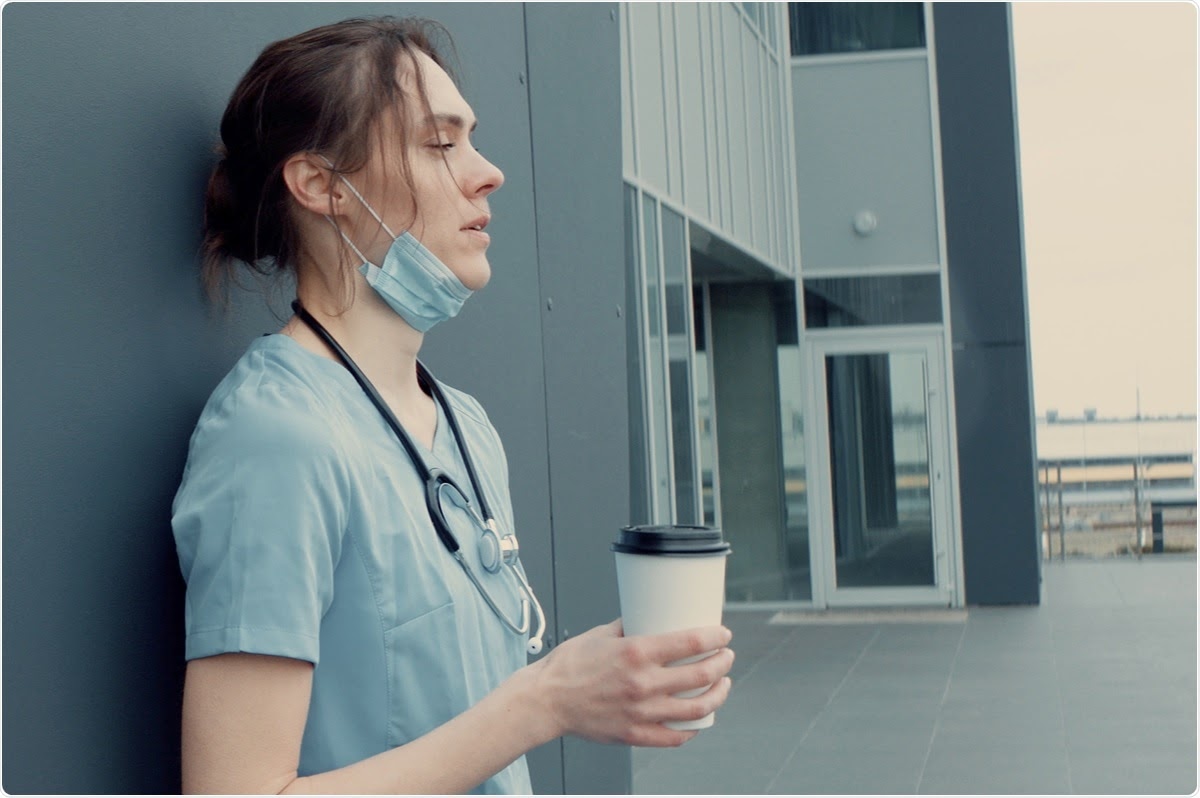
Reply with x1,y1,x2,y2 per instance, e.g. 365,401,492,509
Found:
428,138,481,154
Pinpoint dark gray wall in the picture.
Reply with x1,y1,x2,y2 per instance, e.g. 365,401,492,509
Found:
3,2,625,793
933,3,1042,605
518,5,629,794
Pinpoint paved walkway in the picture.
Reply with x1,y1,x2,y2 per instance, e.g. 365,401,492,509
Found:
632,555,1197,794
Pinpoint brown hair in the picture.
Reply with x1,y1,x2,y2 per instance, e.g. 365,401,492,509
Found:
200,16,456,303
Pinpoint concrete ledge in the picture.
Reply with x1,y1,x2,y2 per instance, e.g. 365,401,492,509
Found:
768,608,969,625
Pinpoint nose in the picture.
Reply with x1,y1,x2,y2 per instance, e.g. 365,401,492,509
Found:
465,149,504,199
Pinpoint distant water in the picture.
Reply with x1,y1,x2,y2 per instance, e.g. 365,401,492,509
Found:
1036,418,1196,460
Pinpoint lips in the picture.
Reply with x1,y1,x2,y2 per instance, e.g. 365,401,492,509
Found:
462,214,490,232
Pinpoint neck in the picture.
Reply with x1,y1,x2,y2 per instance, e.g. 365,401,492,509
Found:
285,277,427,401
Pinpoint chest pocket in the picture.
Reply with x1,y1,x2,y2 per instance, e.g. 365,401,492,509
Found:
383,582,522,742
371,477,513,742
383,601,464,746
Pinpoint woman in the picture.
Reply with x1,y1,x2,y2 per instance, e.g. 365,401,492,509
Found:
173,16,734,794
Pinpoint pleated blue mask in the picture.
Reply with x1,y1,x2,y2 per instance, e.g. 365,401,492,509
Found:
326,173,472,333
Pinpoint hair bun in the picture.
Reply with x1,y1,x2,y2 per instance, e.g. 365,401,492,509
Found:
200,154,265,289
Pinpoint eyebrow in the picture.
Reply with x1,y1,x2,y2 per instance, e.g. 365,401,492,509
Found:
426,113,478,133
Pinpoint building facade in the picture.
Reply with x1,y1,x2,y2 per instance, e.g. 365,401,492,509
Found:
621,2,1040,610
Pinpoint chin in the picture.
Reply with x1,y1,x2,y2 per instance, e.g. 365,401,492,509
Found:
459,258,493,291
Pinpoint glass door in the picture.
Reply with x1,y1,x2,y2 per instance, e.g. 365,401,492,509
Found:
807,332,958,607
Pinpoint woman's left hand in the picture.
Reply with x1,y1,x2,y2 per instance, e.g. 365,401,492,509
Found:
525,619,735,748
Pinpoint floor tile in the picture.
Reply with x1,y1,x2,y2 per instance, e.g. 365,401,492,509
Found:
769,745,925,794
1068,746,1198,795
628,558,1196,795
918,740,1072,794
633,729,795,795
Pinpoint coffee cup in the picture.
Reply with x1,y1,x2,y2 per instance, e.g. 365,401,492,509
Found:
611,524,732,731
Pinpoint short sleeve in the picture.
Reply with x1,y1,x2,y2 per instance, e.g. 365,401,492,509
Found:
172,382,349,665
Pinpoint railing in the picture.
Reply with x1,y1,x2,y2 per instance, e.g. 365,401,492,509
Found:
1038,453,1196,559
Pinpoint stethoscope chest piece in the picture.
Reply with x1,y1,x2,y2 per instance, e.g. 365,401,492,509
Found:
479,520,520,574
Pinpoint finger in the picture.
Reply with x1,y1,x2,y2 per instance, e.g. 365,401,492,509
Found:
653,676,733,725
641,625,732,665
657,647,734,695
625,723,699,749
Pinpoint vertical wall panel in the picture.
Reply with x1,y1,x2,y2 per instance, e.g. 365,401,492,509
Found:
723,4,748,241
767,0,777,50
770,65,784,266
757,38,772,257
630,2,668,194
676,3,709,216
745,23,763,250
739,23,758,247
699,3,717,222
760,43,771,263
933,2,1039,605
773,52,785,267
621,5,634,178
781,4,802,272
713,3,731,231
660,4,682,202
523,3,633,789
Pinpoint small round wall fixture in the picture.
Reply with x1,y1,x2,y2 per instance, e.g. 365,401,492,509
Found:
853,210,878,237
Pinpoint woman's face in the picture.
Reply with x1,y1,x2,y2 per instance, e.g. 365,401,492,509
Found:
348,51,504,291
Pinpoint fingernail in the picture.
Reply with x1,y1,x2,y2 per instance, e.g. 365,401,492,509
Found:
722,627,733,644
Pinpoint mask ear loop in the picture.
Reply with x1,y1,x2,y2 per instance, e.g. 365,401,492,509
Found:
317,155,398,264
324,215,372,266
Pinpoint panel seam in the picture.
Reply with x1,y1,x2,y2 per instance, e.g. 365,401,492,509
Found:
520,4,565,793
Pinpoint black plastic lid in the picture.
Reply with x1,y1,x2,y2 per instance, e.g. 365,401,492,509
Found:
611,524,731,556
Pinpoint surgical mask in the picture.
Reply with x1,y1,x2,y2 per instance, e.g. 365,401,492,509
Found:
326,174,472,333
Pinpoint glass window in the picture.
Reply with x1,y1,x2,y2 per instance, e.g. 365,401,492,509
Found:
789,2,925,57
642,196,674,521
693,285,720,528
662,208,699,525
773,283,811,600
669,361,699,525
804,274,942,328
662,209,689,339
825,351,935,587
624,184,650,524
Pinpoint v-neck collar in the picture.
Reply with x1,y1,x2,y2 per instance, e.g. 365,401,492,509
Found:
259,332,449,465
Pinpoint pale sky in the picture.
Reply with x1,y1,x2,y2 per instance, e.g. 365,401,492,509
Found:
1011,1,1197,418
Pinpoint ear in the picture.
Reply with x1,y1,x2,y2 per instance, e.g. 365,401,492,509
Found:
281,153,346,216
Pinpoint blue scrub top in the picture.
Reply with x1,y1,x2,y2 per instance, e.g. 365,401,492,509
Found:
172,334,532,794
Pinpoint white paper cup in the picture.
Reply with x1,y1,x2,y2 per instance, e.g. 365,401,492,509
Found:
612,525,731,731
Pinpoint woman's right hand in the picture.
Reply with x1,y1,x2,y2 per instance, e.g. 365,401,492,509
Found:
529,619,735,748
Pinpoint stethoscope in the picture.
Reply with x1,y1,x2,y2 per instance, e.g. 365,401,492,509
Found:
292,300,547,655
